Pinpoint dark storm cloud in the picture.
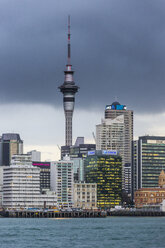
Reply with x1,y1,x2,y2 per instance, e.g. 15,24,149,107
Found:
0,0,165,113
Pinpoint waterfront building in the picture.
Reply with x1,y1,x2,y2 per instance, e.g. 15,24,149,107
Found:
3,156,57,209
84,150,122,209
10,155,51,191
27,150,41,162
59,16,79,146
134,170,165,208
73,182,97,209
0,133,23,166
32,161,51,190
51,156,74,208
96,102,133,195
133,136,165,194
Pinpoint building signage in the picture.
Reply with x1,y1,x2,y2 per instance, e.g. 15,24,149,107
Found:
88,151,95,156
102,150,117,155
105,105,111,110
105,104,127,110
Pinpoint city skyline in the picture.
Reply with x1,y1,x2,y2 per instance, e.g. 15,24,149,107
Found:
0,1,165,160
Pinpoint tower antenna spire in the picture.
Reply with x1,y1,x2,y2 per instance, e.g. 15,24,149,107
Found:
68,15,71,65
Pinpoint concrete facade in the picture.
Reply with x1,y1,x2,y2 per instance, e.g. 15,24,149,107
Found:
73,183,97,209
51,157,74,208
27,150,41,162
3,155,57,209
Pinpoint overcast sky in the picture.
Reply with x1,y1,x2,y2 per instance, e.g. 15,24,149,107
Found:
0,0,165,160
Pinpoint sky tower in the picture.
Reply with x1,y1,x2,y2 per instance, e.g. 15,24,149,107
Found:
59,16,79,146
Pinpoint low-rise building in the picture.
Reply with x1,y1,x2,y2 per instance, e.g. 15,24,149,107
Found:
73,183,97,209
135,170,165,208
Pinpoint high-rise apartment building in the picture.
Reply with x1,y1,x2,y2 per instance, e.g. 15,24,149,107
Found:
59,17,79,146
84,150,122,209
0,133,23,166
133,136,165,194
96,102,133,195
51,157,74,208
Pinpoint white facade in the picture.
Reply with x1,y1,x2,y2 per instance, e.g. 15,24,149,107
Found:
27,150,41,162
3,155,57,209
0,166,4,207
11,154,32,166
96,116,125,162
73,183,97,209
51,157,74,208
160,200,165,212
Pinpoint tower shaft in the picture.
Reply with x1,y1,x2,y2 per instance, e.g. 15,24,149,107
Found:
65,111,73,146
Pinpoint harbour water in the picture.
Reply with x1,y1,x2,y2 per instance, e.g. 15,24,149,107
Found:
0,217,165,248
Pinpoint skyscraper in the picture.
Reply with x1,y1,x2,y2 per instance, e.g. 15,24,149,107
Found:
0,133,23,166
96,102,133,195
133,136,165,194
59,16,79,146
84,150,122,208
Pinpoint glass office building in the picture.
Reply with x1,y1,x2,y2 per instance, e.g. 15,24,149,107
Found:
133,136,165,193
84,150,122,209
72,158,84,182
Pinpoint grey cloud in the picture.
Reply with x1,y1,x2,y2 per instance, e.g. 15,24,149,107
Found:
0,0,165,113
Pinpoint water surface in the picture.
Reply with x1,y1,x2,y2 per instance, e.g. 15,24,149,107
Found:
0,217,164,248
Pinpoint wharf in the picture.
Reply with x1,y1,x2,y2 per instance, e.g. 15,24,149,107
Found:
1,210,165,218
107,210,165,217
1,210,106,218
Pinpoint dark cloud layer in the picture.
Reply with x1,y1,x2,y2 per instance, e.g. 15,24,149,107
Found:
0,0,165,113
